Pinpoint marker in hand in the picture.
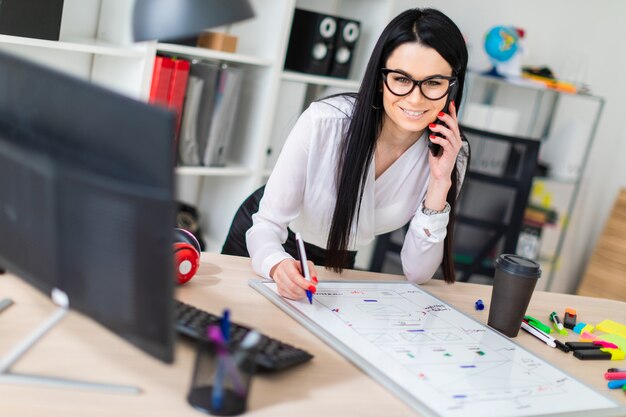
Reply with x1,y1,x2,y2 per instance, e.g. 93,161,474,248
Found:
295,232,313,304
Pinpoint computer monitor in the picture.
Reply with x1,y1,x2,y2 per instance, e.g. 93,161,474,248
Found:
0,50,176,382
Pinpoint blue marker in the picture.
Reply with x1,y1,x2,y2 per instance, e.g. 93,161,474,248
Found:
295,233,313,304
607,379,626,389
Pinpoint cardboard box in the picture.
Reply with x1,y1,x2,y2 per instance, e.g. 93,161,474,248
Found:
197,32,238,53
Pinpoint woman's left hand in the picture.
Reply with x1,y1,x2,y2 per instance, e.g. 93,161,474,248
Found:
427,100,462,182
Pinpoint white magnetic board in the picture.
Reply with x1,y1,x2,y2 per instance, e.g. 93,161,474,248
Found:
250,280,625,417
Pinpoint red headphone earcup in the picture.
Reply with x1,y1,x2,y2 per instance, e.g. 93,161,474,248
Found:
174,242,199,285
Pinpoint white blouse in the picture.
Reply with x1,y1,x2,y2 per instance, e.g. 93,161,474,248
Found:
247,95,464,283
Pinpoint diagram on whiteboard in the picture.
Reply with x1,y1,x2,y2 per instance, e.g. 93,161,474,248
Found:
250,280,623,417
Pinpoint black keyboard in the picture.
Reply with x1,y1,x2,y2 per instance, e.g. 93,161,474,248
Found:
175,300,313,372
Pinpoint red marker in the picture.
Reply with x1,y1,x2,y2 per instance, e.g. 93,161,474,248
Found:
605,372,626,380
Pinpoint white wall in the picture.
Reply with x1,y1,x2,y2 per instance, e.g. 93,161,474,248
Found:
391,0,626,292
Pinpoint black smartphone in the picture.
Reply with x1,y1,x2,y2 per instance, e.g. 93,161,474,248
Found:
428,83,459,157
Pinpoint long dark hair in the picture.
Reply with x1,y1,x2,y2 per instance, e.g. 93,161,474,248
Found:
326,8,469,283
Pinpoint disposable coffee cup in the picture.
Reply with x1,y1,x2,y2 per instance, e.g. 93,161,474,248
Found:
488,254,541,337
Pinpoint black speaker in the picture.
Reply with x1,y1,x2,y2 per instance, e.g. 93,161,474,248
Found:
284,9,338,76
0,0,65,41
328,18,361,79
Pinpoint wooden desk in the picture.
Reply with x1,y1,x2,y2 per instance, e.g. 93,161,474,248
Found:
1,253,625,416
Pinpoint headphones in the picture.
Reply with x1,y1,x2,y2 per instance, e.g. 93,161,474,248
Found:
174,228,201,285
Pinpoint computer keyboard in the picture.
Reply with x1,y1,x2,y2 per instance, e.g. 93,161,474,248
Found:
175,300,313,372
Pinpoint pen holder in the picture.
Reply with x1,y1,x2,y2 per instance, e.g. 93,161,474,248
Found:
187,340,258,416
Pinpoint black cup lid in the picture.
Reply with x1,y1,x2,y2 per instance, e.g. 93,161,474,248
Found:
495,254,541,278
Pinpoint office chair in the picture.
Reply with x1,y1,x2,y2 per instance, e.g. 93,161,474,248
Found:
221,186,265,257
221,186,355,268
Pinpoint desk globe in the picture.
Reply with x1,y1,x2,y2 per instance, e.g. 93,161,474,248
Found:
484,25,524,77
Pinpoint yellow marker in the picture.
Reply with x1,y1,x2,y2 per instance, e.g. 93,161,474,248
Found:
601,348,625,361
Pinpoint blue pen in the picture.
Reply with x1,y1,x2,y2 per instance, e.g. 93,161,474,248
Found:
221,308,231,342
295,232,313,304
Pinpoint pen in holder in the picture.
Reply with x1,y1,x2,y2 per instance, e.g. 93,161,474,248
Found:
187,325,261,416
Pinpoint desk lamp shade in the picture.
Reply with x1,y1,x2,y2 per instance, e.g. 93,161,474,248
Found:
133,0,255,42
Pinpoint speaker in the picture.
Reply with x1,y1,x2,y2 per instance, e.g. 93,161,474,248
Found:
0,0,65,41
328,18,361,79
174,228,201,285
284,9,338,76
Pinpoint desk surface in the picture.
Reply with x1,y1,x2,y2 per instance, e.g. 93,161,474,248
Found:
1,253,625,416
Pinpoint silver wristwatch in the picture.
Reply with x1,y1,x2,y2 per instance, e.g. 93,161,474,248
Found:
422,202,451,216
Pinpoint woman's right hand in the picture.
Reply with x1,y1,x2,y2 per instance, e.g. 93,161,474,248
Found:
270,259,318,300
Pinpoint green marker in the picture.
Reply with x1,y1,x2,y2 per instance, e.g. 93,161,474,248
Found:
550,311,568,336
524,315,553,334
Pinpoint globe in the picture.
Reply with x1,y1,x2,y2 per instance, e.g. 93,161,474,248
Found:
484,26,519,63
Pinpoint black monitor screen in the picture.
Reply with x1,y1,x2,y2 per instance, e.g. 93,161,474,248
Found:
0,51,176,363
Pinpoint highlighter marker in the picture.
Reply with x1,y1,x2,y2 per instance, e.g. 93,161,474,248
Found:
550,311,568,335
564,308,577,329
575,348,624,361
565,341,600,351
524,315,553,334
593,340,618,349
608,368,626,373
574,349,611,360
554,339,570,353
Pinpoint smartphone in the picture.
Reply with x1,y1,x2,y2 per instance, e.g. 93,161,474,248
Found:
427,83,459,157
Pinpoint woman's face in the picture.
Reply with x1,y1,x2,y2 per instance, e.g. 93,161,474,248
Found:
381,42,454,139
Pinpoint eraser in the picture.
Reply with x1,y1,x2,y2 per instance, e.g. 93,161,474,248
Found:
572,322,587,334
581,323,595,334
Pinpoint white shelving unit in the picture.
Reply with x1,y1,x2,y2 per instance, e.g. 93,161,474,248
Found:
460,72,604,290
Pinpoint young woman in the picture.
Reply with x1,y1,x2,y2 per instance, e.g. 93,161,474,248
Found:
226,8,469,300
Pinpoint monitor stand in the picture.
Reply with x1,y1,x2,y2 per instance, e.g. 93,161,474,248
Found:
0,288,140,394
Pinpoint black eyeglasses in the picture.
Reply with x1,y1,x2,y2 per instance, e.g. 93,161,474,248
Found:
381,69,457,100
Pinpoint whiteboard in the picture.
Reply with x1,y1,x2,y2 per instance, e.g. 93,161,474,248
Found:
250,280,625,417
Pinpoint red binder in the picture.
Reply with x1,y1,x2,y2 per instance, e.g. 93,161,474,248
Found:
167,58,191,138
149,56,174,107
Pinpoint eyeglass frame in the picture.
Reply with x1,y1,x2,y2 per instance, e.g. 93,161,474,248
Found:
380,68,458,101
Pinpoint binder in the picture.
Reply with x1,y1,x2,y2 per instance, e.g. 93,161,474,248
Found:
178,61,220,165
167,58,191,139
149,56,174,107
202,64,243,167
